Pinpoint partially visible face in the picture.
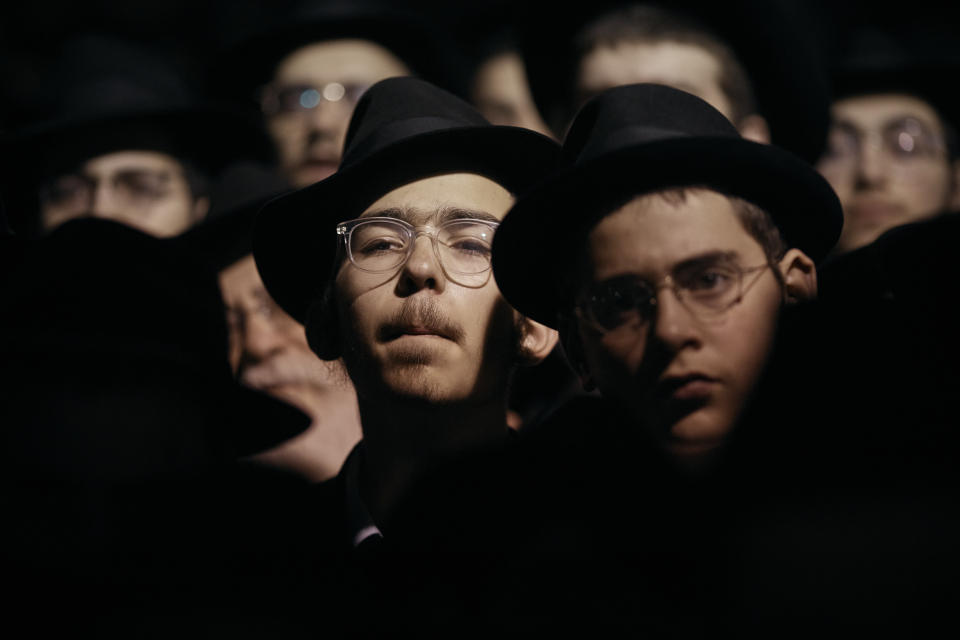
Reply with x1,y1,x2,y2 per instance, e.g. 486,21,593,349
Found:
572,190,785,460
39,150,206,237
817,93,957,253
265,39,411,187
577,40,734,121
219,255,351,413
471,51,553,137
334,173,521,407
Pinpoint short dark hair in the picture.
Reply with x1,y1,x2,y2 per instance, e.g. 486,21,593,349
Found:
574,4,757,124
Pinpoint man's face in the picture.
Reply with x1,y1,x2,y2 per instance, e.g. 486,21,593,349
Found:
334,173,521,407
817,93,959,253
577,40,734,121
571,190,785,459
265,39,410,188
219,255,351,414
39,150,206,237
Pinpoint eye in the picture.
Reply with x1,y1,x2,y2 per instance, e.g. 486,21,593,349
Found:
446,236,492,256
584,279,655,330
355,235,406,255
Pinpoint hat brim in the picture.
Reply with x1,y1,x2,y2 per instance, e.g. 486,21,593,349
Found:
253,125,560,323
492,137,842,328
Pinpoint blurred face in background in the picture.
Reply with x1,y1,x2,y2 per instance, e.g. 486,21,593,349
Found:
263,39,410,188
39,150,208,237
817,93,960,253
471,51,552,137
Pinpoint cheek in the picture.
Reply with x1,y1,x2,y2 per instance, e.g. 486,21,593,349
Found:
582,329,648,390
897,167,952,212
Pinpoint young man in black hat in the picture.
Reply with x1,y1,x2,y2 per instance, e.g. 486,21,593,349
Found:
519,0,830,164
494,82,841,472
213,1,463,188
253,76,559,547
815,22,960,254
1,36,273,238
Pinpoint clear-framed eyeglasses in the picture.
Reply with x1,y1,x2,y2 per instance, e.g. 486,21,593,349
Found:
574,258,772,333
819,116,949,174
260,82,372,117
336,217,500,287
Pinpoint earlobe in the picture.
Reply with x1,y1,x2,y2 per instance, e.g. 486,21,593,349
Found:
192,197,211,223
516,316,559,367
778,248,818,305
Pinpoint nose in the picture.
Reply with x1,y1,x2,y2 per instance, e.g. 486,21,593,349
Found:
650,288,702,352
854,139,890,188
305,101,352,145
89,180,124,220
240,310,288,363
396,234,445,295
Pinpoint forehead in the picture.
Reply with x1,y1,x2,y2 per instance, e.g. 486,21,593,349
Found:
359,173,515,223
273,38,411,84
832,93,945,133
80,150,185,176
578,41,729,115
584,189,762,279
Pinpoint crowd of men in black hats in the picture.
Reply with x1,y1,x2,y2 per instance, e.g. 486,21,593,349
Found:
1,0,958,636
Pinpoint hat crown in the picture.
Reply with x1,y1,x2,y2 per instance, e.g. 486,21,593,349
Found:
339,77,490,169
565,83,741,166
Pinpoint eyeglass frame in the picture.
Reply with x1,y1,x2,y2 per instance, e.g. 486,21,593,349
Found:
335,216,500,288
259,81,373,117
572,260,774,334
818,115,950,173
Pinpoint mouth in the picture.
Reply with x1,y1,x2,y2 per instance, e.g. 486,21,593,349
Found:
848,199,904,222
380,324,454,342
656,373,717,402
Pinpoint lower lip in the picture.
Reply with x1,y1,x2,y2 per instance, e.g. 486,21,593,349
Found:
669,380,715,400
850,202,902,222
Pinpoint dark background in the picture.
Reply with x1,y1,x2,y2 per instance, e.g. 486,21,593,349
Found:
1,0,958,128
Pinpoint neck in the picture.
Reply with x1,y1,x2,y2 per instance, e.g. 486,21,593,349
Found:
357,396,509,525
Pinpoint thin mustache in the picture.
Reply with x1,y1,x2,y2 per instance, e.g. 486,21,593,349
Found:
377,298,465,343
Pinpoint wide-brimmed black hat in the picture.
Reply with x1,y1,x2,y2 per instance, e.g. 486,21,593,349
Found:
517,0,831,164
0,218,310,469
492,83,843,329
210,0,468,104
253,76,561,324
0,35,275,235
828,23,960,132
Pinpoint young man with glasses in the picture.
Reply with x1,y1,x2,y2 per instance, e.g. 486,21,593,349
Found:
493,82,842,472
252,77,559,548
212,2,463,189
816,24,960,254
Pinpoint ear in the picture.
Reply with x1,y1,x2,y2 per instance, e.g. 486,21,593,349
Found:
191,196,210,223
515,315,559,367
305,284,342,360
558,314,596,391
777,248,817,304
737,114,771,145
948,159,960,212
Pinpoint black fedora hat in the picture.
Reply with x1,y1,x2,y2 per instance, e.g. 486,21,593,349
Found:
517,0,831,164
0,35,275,235
253,76,561,325
492,83,843,329
828,22,960,131
210,0,468,104
0,218,310,469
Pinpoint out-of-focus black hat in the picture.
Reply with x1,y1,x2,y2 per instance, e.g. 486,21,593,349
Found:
174,161,293,273
0,35,275,235
492,83,842,329
210,0,468,104
253,76,561,324
0,218,310,474
829,23,960,132
517,0,831,164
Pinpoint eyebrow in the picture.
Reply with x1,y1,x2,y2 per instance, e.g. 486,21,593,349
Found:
359,206,501,224
671,250,741,272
